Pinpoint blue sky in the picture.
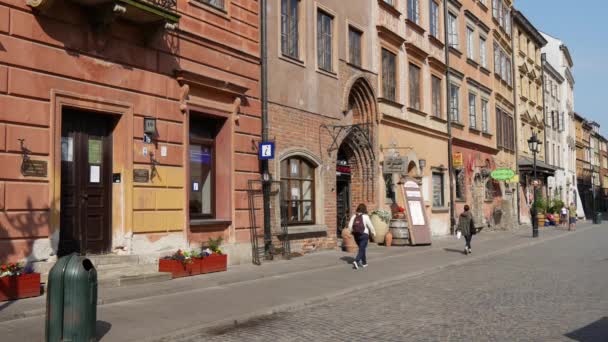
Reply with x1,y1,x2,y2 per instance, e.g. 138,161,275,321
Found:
517,0,608,136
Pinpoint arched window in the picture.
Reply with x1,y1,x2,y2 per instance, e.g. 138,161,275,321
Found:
281,157,316,225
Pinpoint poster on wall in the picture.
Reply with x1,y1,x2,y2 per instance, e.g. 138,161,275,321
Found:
402,180,432,245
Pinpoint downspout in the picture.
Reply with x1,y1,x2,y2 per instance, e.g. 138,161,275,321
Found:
541,53,548,201
510,11,521,225
444,0,456,232
260,0,272,257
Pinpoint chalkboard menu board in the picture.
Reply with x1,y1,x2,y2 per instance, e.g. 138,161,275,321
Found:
402,180,432,245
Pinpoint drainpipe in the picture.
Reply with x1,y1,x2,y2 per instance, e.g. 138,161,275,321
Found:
510,17,521,225
443,0,456,232
260,0,273,257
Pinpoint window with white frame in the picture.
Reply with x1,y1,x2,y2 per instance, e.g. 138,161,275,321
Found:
281,0,299,59
432,172,445,207
469,92,477,129
199,0,225,10
466,26,475,60
432,75,442,118
430,0,439,38
317,10,333,72
448,12,459,49
281,157,316,225
494,43,500,74
408,0,420,24
481,98,489,133
480,36,487,68
449,83,460,122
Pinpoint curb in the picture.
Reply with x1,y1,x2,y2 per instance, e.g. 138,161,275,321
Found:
139,225,595,342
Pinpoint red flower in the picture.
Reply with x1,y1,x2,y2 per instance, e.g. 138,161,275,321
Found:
1,265,6,271
9,263,15,268
398,207,405,213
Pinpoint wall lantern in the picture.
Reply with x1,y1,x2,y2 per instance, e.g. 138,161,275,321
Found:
418,159,426,173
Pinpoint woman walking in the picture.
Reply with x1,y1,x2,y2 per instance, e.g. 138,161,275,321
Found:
569,202,577,231
457,205,475,255
348,203,376,270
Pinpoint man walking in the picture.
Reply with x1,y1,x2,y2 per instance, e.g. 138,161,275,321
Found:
457,205,475,255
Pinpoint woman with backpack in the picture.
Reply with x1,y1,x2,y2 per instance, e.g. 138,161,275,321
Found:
348,203,376,270
457,205,476,255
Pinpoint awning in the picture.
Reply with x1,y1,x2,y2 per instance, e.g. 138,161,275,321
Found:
518,157,557,176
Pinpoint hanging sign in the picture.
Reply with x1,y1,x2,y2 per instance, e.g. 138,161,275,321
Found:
259,141,275,160
491,168,516,181
453,152,464,168
384,156,407,174
402,180,432,246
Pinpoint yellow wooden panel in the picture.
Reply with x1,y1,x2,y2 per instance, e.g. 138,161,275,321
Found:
156,189,184,210
165,166,185,188
164,210,185,231
133,211,165,233
133,187,156,210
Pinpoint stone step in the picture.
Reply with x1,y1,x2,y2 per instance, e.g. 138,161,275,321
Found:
98,272,172,288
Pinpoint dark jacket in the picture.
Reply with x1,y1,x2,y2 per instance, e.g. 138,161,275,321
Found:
457,211,475,237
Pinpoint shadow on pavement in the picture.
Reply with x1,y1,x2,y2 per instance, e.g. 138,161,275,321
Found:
340,256,355,264
443,248,465,255
565,317,608,342
96,320,112,340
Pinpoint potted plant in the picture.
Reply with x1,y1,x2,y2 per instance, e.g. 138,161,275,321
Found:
534,197,547,227
0,262,41,302
370,209,391,244
158,249,196,278
200,237,227,274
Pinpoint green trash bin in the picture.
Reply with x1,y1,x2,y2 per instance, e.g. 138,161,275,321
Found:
45,253,98,342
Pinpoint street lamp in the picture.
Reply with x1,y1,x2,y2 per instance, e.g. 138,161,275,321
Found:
528,133,542,238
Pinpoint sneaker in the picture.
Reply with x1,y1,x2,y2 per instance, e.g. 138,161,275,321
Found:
464,248,468,255
353,261,359,270
468,248,472,254
362,263,368,268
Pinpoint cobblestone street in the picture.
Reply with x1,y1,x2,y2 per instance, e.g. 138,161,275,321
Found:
171,227,608,342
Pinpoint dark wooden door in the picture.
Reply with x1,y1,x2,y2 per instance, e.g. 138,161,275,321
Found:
336,175,351,236
59,110,113,256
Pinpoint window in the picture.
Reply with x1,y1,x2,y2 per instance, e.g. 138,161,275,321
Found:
505,8,511,33
281,157,315,225
384,0,395,5
469,92,477,129
430,0,439,37
455,169,465,201
480,36,487,68
466,27,475,60
408,0,420,24
496,108,503,147
506,57,512,86
382,48,397,101
349,27,362,67
409,63,421,110
199,0,225,10
432,172,445,207
492,0,499,19
281,0,299,59
189,117,218,219
496,108,514,150
500,51,506,80
448,12,458,48
481,99,489,133
317,10,333,72
449,83,460,122
432,76,442,118
494,44,500,74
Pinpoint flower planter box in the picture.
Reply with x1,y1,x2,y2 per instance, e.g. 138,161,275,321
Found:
201,254,227,274
158,259,197,279
0,273,41,302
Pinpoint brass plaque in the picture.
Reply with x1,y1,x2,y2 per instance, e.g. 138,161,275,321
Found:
133,169,150,183
22,160,48,177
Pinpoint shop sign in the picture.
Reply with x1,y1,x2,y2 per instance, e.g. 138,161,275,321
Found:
453,152,463,168
336,165,351,174
133,169,150,183
259,141,275,160
384,156,407,174
491,168,516,181
506,175,520,183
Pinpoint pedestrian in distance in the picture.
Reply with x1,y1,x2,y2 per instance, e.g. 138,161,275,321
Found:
457,205,476,255
348,203,376,270
569,202,577,231
560,205,568,228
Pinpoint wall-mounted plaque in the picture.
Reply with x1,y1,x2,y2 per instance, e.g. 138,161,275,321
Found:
384,156,407,174
22,160,48,177
133,169,150,183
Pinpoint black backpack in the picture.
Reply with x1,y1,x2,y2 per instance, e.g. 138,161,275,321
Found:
352,215,365,234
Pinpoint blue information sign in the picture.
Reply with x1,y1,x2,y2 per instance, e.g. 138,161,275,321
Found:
259,142,275,160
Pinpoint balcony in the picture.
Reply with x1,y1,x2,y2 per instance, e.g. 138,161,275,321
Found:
29,0,180,26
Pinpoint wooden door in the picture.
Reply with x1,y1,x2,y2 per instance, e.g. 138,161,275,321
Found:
59,110,113,256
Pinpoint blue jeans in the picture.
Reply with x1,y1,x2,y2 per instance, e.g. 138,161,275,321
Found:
354,233,369,265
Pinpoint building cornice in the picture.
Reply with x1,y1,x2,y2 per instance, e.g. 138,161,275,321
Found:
560,44,574,67
543,61,565,84
377,25,406,48
513,10,547,47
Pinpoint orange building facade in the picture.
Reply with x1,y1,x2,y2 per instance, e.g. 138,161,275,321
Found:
0,0,261,264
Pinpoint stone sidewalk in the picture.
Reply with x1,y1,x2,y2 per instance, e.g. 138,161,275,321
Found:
0,224,594,342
